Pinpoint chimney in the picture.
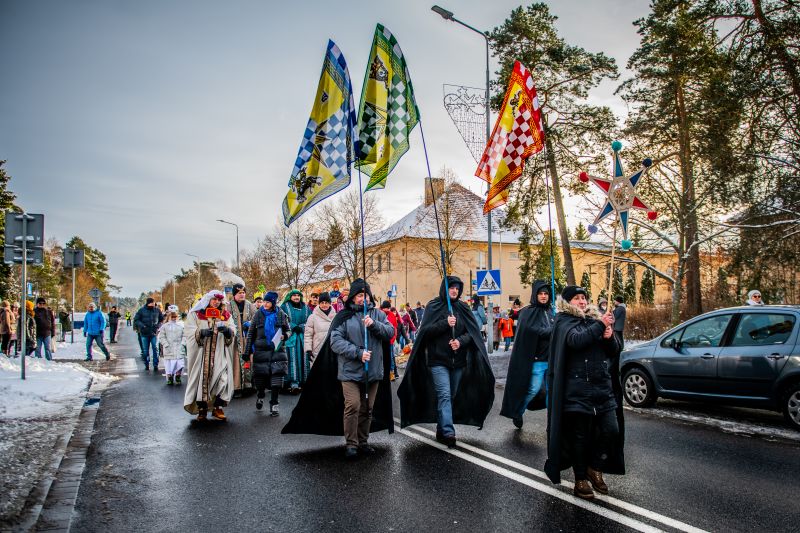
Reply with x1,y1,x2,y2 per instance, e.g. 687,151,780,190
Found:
424,177,445,206
311,239,327,264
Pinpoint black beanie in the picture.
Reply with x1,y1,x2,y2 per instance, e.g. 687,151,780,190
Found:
561,285,588,303
146,297,155,305
232,283,245,296
380,300,392,310
318,292,331,304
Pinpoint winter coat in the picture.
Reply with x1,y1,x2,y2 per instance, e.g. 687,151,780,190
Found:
134,306,164,337
426,296,473,369
83,310,106,336
58,311,71,329
228,299,255,354
613,303,626,333
108,311,121,324
397,276,496,430
0,307,12,334
245,307,290,376
500,280,555,420
413,306,425,326
472,304,487,326
331,301,394,382
499,318,514,339
399,312,416,334
303,305,336,358
18,315,36,345
33,307,56,338
544,296,624,484
157,320,186,359
382,308,398,345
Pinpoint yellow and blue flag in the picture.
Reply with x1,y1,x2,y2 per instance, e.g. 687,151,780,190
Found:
282,40,356,226
356,24,419,191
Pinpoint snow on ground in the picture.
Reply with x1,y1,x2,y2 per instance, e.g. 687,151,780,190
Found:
0,356,115,525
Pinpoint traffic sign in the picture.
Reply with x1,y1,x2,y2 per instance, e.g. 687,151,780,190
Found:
476,270,502,295
88,288,102,299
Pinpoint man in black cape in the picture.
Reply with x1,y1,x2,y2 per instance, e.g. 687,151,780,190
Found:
282,279,395,455
544,285,625,499
397,276,495,447
499,280,554,428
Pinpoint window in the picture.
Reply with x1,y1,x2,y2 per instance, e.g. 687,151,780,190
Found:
510,252,519,260
386,252,391,272
477,251,486,269
660,329,682,348
377,255,383,273
731,313,796,346
679,315,732,348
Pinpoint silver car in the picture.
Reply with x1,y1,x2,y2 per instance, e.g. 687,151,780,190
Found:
619,305,800,430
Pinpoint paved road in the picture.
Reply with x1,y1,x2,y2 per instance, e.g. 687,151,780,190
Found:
71,328,800,532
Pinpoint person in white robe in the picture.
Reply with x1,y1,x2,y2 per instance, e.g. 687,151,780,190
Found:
157,305,186,386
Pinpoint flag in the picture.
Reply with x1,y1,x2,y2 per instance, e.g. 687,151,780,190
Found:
475,61,545,214
282,40,356,226
356,24,419,191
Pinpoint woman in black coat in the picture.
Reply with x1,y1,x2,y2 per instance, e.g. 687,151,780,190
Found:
244,292,289,416
544,285,622,500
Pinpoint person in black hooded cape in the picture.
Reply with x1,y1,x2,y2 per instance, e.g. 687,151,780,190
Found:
281,279,395,451
397,276,495,446
543,285,624,500
499,280,554,428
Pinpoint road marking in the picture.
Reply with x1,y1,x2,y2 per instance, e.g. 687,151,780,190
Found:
396,419,707,533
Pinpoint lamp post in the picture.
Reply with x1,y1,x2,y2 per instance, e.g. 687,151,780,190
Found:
185,253,201,294
432,5,494,352
165,273,177,304
216,219,239,271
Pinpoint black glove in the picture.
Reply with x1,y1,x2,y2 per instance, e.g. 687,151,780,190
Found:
199,328,213,338
219,326,232,338
266,342,275,351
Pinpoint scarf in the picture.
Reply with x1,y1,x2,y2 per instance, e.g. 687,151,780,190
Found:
261,306,277,343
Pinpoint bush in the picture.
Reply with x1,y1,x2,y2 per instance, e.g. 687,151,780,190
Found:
626,305,673,341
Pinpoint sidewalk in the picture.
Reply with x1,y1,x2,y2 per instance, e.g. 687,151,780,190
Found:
0,350,116,528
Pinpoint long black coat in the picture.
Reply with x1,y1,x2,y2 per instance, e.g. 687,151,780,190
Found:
245,307,290,376
500,280,554,419
397,276,495,429
282,279,394,436
544,298,624,484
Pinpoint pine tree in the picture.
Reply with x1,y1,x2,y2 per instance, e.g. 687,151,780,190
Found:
574,222,589,241
580,271,592,299
639,268,655,305
325,220,345,254
612,266,624,299
0,161,19,300
491,3,618,286
624,264,637,304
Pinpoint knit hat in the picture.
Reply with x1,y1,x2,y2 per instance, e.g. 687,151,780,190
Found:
380,300,392,310
318,292,331,304
146,297,155,305
232,283,245,296
167,305,179,314
264,291,279,307
36,297,46,305
561,285,588,303
25,300,34,313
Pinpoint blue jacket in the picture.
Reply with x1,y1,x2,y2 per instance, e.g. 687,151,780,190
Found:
83,310,106,336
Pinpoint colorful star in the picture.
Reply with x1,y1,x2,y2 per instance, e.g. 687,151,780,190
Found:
580,141,655,247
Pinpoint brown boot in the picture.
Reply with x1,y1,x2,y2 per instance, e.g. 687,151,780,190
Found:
587,467,609,495
574,479,595,500
197,409,208,421
211,407,227,421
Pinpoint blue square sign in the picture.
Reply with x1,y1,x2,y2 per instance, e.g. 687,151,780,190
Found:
476,270,501,295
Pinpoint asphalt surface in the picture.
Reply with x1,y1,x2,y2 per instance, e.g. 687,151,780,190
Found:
71,328,800,532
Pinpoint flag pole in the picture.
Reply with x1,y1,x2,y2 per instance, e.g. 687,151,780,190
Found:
418,120,455,337
607,221,618,305
356,165,370,382
543,143,557,314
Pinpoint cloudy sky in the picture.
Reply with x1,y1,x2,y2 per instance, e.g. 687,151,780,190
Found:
0,0,650,296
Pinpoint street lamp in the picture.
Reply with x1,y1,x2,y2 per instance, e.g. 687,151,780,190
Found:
185,253,201,294
432,4,495,352
216,219,239,271
165,272,177,304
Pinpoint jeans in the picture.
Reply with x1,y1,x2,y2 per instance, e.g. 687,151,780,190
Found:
517,361,548,418
564,410,620,480
86,334,110,360
35,336,53,360
430,365,464,437
141,335,158,368
504,337,512,351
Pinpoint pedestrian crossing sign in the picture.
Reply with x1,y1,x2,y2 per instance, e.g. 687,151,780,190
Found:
476,270,501,295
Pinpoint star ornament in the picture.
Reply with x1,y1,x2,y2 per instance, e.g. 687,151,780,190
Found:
580,141,656,249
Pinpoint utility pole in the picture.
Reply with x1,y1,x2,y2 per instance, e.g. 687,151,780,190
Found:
64,248,85,344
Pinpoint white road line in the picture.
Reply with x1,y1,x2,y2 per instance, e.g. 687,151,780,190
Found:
396,419,708,533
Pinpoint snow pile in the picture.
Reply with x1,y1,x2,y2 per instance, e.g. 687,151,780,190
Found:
0,357,114,525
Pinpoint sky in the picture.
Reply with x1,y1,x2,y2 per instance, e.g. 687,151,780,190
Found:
0,0,651,296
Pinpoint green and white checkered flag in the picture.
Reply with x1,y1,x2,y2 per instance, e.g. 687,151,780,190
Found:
356,24,419,191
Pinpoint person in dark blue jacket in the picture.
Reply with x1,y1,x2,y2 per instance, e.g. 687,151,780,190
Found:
134,298,164,371
83,302,110,361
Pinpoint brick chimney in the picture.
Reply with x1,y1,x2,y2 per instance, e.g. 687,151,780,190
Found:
311,239,327,264
424,177,445,206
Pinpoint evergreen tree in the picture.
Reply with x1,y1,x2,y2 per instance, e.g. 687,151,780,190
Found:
325,220,345,254
612,266,624,299
640,268,655,305
580,271,592,299
0,161,19,300
532,230,566,293
574,222,589,241
491,3,619,286
65,236,110,293
624,264,637,304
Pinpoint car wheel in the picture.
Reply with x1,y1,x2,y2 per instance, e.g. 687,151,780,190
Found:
623,368,656,408
783,382,800,431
